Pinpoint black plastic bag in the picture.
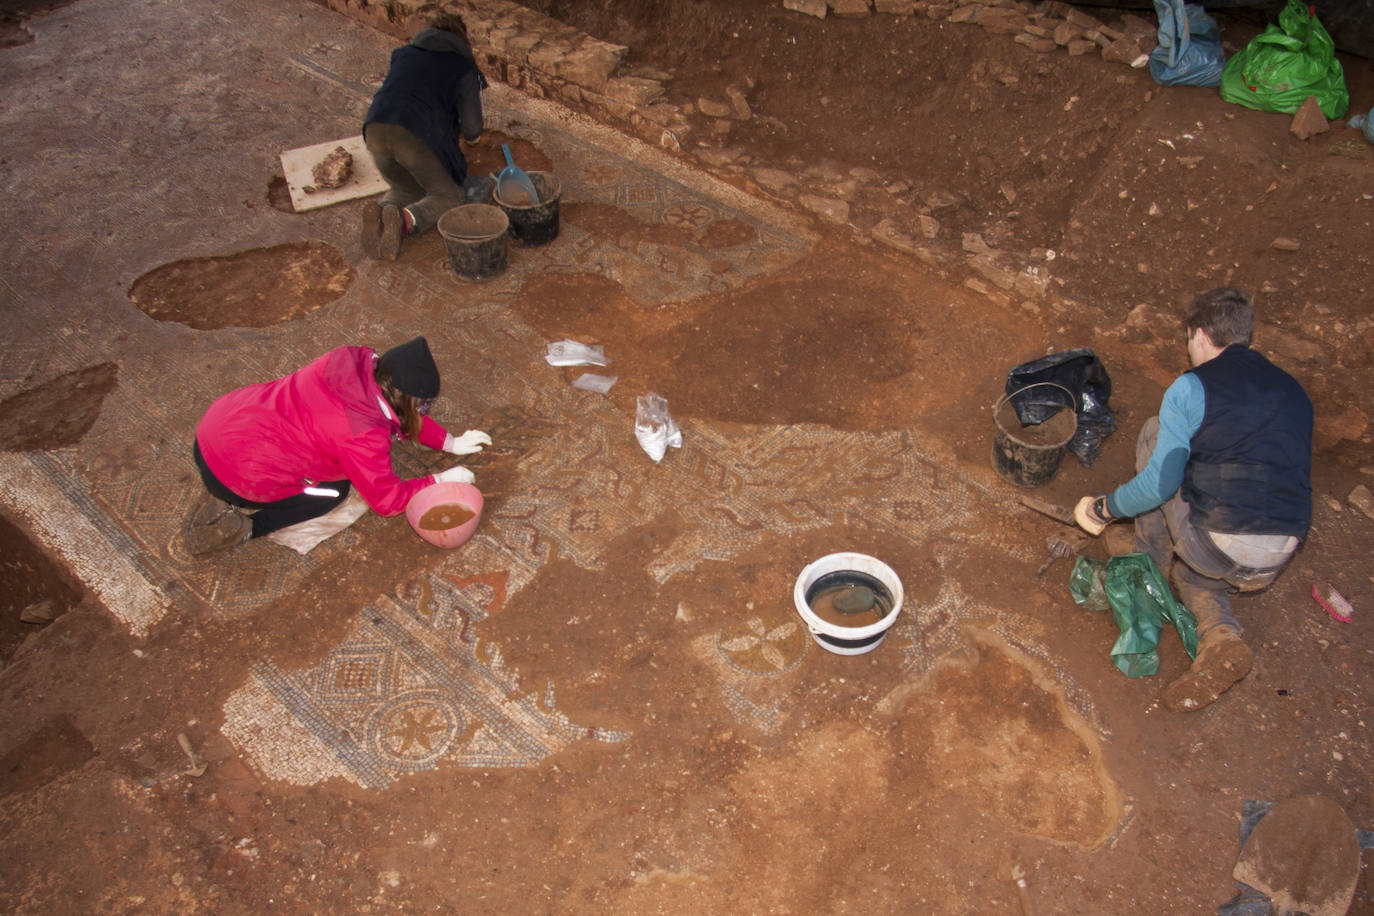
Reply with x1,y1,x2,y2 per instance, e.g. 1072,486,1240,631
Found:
1005,348,1117,467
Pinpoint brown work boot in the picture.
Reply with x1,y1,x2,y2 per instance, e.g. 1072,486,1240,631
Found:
379,203,404,261
1161,629,1253,712
183,493,252,557
361,200,383,259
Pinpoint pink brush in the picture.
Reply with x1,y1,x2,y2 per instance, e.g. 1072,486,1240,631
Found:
1312,583,1354,623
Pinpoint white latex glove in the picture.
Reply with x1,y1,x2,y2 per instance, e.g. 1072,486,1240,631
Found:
443,429,492,456
434,466,475,485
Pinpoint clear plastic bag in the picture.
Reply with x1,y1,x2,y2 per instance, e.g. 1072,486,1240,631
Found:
572,373,618,393
634,392,682,462
545,339,608,367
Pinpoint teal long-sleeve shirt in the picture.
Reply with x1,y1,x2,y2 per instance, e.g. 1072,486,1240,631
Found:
1105,373,1205,518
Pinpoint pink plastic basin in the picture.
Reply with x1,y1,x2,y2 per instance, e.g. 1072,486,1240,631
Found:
405,481,484,548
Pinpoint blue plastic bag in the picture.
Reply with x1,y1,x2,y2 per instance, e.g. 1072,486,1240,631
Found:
1349,108,1374,145
1149,0,1226,87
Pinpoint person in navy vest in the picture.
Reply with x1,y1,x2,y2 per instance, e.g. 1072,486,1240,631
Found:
361,13,487,261
1075,288,1312,712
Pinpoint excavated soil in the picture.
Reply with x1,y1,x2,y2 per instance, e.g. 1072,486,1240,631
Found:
1,0,1373,913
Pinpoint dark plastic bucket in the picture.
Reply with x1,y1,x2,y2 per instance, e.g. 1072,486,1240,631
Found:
991,382,1077,487
437,204,509,282
492,171,561,246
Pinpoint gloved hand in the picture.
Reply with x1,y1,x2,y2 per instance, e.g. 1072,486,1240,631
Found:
1074,495,1112,536
434,465,475,485
443,429,492,456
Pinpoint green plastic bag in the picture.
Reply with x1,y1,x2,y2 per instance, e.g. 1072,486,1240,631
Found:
1219,0,1349,119
1069,554,1199,678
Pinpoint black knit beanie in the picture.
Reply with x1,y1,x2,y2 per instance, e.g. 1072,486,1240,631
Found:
378,336,440,399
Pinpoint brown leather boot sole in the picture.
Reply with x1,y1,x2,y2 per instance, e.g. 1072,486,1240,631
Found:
379,203,403,261
1161,633,1254,712
361,200,383,260
183,494,252,556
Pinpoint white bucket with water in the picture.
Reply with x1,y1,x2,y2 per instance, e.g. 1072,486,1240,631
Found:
792,553,905,656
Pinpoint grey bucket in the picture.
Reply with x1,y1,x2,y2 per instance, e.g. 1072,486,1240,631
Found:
492,170,561,246
437,204,509,282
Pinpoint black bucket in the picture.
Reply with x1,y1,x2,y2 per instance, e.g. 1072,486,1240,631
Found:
437,204,509,282
991,382,1077,487
493,170,561,246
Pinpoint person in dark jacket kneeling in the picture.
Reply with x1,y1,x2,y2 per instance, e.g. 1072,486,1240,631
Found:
184,336,491,556
361,13,487,261
1074,287,1312,712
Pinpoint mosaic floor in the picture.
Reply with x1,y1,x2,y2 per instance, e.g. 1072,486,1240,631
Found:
0,0,1106,788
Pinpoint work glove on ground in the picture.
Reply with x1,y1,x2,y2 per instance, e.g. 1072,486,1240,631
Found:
1074,495,1112,536
442,429,492,456
434,465,476,485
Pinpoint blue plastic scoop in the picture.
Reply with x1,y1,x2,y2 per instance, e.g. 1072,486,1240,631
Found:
497,144,539,206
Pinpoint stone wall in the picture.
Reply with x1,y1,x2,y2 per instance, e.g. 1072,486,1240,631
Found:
311,0,1162,313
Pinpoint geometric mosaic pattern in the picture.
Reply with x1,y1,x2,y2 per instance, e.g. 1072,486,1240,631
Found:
1,0,1104,785
222,540,627,787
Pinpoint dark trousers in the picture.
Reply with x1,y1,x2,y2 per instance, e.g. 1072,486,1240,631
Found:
193,441,350,538
364,121,466,235
1130,418,1292,639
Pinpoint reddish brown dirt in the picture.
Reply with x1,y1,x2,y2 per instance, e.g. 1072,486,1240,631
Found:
127,241,355,329
0,362,117,452
2,2,1373,914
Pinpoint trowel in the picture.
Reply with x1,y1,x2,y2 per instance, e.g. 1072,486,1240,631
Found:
1017,495,1076,527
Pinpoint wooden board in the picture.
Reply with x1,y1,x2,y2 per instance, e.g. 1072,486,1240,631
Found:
278,135,386,212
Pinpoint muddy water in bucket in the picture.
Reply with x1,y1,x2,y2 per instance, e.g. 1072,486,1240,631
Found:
493,171,561,246
992,381,1077,487
793,554,905,656
437,204,509,282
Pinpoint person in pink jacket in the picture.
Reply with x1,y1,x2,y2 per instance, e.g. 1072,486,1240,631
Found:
184,336,490,555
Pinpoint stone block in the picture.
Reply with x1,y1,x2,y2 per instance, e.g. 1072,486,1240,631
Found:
918,214,941,238
783,0,828,18
798,194,851,224
698,97,733,118
1102,37,1148,67
725,85,753,120
872,218,918,253
949,4,981,22
751,167,798,193
1053,21,1077,45
977,7,1030,33
641,102,680,126
1065,8,1105,29
1290,96,1330,140
543,42,627,92
968,252,1017,291
557,81,582,104
1015,32,1057,52
606,76,665,106
1067,38,1096,55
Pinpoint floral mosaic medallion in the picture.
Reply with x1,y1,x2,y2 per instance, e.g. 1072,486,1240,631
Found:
716,615,809,676
369,690,464,771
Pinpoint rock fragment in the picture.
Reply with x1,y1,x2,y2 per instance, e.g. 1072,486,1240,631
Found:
1290,96,1330,140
